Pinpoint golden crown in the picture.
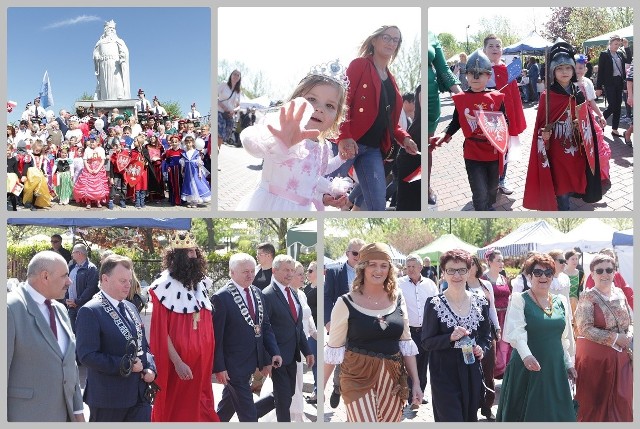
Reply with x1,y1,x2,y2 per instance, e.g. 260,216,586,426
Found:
169,231,197,249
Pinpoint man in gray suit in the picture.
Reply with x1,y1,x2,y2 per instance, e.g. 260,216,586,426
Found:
7,251,85,422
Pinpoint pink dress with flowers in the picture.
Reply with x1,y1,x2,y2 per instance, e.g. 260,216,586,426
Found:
73,147,110,204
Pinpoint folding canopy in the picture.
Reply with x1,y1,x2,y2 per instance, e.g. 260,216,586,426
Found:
583,25,633,49
478,220,565,258
412,233,479,264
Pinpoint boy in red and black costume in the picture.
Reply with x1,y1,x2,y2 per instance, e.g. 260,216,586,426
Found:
523,42,602,211
108,141,130,209
431,49,507,211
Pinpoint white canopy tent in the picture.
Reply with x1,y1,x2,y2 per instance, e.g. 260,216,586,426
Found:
613,229,633,288
502,31,554,55
537,219,616,253
583,25,633,49
478,220,565,258
239,95,271,110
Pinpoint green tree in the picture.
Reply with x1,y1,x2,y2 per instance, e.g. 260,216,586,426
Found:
161,100,182,120
391,35,421,95
437,32,464,61
548,218,583,233
79,92,94,101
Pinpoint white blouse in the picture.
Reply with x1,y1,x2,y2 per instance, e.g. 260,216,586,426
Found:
218,82,240,112
324,290,418,365
503,292,574,368
296,288,317,338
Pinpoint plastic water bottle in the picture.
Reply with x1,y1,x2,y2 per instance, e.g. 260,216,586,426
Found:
460,336,476,365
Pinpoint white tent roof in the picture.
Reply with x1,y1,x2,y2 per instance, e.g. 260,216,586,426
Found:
538,219,616,253
239,95,270,109
583,25,633,48
478,220,565,258
502,31,553,55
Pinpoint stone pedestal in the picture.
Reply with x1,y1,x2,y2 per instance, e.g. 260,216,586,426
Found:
74,99,136,118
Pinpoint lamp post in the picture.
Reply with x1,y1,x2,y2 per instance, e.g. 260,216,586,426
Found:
466,25,470,53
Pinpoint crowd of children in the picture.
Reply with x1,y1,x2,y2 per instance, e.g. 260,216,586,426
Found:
7,111,211,211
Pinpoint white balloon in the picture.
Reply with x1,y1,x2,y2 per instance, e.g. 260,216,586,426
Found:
94,118,104,131
194,138,205,150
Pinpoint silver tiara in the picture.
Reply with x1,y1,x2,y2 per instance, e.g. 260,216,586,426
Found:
306,59,350,89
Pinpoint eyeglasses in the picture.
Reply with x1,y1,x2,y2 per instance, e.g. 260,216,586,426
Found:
379,34,401,45
556,259,567,264
445,268,468,275
532,268,554,278
348,251,360,257
595,267,615,274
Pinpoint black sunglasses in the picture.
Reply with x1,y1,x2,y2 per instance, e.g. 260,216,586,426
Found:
532,268,554,278
595,267,615,274
556,259,567,264
348,251,359,257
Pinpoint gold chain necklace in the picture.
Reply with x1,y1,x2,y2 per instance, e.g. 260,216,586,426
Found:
530,291,553,316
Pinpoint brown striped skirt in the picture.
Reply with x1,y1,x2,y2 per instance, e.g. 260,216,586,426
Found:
339,349,409,422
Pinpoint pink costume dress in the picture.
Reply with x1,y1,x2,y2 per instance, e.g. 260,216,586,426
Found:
236,98,350,211
482,272,512,378
73,147,110,204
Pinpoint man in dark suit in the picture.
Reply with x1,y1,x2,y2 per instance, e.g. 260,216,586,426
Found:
323,238,364,408
213,253,282,422
56,109,70,136
49,234,72,263
7,251,84,422
596,35,633,136
255,255,314,422
65,244,99,332
76,255,156,421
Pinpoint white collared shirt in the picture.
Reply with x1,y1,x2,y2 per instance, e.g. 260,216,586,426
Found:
25,283,69,354
274,279,301,316
231,279,256,310
397,275,439,327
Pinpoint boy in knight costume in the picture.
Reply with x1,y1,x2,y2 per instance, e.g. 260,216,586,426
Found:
431,49,507,211
109,141,130,209
148,231,219,422
523,42,602,211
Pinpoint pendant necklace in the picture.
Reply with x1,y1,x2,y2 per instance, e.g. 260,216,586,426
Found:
531,291,553,316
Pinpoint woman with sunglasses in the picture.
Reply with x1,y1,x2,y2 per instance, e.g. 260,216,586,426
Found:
497,253,577,421
336,25,419,211
421,249,492,421
574,254,632,422
583,248,634,310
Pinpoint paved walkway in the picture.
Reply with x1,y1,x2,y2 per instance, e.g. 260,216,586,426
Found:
323,362,501,422
430,94,633,211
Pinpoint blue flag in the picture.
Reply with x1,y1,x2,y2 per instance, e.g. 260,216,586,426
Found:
39,70,54,108
506,57,523,84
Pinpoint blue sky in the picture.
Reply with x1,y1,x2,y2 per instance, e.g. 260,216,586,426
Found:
8,7,210,123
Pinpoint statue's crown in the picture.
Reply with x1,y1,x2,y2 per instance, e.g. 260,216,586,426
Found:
104,20,116,29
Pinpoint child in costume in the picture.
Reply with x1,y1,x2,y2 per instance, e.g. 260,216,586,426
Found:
52,145,74,205
73,136,110,209
179,135,211,207
431,49,507,211
22,139,53,210
162,135,184,206
236,60,353,211
523,42,603,211
574,54,610,181
108,141,130,209
128,134,148,208
483,34,526,196
7,144,20,211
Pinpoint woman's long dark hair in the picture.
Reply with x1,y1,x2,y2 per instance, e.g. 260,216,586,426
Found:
407,84,421,148
227,70,242,94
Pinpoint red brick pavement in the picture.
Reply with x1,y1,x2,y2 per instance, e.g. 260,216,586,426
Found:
430,94,633,211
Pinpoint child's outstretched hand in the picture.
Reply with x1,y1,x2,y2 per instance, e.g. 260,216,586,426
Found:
267,99,320,148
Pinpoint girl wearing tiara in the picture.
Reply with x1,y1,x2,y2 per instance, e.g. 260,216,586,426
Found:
52,145,74,205
236,60,353,211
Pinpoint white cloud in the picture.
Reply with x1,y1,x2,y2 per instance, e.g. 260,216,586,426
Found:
43,15,101,30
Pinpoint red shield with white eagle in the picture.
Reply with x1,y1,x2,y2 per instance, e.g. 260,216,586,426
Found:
116,151,131,172
123,160,144,186
577,102,596,175
474,110,508,154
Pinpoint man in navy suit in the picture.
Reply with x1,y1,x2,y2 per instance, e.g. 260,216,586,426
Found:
213,253,282,422
255,255,314,422
56,109,70,136
64,244,99,332
323,238,363,408
76,255,156,421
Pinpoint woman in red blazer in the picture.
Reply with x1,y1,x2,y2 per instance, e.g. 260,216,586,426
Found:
338,25,419,211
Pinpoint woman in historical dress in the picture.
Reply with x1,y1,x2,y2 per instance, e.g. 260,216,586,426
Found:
574,254,633,422
325,242,423,422
481,248,511,378
497,253,577,422
422,249,491,422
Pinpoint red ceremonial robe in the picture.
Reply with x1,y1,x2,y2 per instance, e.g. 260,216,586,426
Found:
452,90,506,174
523,85,602,210
149,272,219,422
493,63,527,136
